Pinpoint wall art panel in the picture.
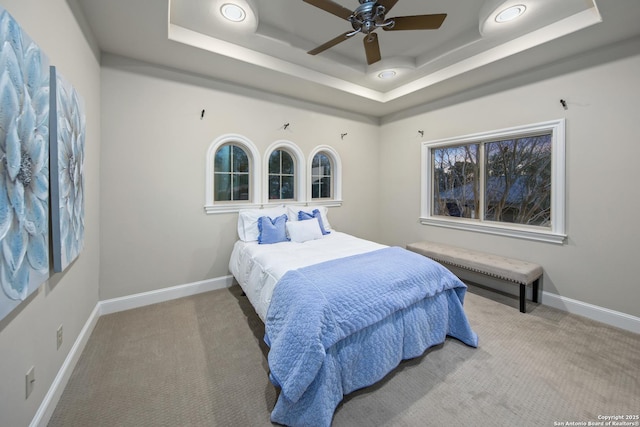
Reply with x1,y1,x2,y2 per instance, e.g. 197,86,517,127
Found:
49,66,85,273
0,6,50,321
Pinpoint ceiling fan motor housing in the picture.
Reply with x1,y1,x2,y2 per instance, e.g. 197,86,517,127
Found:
350,1,391,35
304,0,447,65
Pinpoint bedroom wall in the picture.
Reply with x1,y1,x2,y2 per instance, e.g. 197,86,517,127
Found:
0,0,101,426
378,45,640,319
98,54,381,300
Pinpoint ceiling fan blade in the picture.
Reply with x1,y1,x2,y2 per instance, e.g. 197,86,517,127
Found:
308,31,352,55
363,32,381,65
384,14,447,31
303,0,353,20
377,0,400,14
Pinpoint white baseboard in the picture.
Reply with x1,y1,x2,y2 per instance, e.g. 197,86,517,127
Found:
31,275,235,427
541,291,640,334
455,268,639,334
99,275,235,315
30,304,101,427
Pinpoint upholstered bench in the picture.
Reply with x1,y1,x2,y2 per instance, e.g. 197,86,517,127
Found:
406,241,543,313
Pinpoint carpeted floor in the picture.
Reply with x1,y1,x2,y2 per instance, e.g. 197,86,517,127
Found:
48,283,640,426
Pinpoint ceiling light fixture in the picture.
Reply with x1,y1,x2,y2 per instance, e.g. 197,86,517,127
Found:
220,3,246,22
495,4,526,23
377,70,397,80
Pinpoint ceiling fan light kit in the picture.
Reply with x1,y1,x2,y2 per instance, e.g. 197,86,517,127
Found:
303,0,447,65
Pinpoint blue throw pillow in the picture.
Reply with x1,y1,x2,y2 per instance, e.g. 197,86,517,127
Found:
298,209,330,235
258,214,289,244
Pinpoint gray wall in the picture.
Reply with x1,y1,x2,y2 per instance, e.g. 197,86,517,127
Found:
98,55,381,300
378,48,640,318
0,0,101,426
98,44,640,320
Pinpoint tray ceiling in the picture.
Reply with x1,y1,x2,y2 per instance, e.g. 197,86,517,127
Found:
73,0,640,118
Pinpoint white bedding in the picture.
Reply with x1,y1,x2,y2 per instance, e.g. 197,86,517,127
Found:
228,232,386,321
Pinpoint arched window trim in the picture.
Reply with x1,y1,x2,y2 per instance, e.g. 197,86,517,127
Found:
205,134,261,214
308,145,342,207
263,140,306,205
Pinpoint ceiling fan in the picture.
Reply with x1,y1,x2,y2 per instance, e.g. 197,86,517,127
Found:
303,0,447,65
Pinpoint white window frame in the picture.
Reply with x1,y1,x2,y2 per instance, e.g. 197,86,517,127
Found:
205,134,261,214
263,140,306,205
420,119,566,244
308,145,342,207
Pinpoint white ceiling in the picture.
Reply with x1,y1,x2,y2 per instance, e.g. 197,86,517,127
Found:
72,0,640,119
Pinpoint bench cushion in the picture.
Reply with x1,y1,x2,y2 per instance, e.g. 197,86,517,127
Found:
406,241,542,285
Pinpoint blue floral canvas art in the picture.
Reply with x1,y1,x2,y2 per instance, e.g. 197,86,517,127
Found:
50,66,85,273
0,7,50,321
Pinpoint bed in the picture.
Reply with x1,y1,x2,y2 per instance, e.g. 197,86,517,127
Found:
229,205,478,427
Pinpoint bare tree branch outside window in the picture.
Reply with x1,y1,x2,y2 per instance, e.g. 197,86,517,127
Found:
433,144,479,219
485,134,551,226
432,133,551,227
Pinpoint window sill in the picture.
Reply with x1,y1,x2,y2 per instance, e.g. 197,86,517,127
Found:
419,217,566,244
302,199,343,208
204,203,262,214
205,200,343,215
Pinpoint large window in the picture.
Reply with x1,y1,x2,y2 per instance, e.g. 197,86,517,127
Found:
422,119,565,243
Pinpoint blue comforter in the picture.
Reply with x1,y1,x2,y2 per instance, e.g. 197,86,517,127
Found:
265,246,478,427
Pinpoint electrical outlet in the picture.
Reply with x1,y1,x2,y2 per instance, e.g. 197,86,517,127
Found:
57,324,63,350
25,366,35,399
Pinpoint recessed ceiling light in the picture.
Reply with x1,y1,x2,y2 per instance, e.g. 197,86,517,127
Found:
378,70,396,79
220,3,246,22
495,5,526,23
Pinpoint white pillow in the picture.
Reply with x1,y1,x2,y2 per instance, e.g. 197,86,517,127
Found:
237,205,287,242
286,217,324,243
286,205,332,231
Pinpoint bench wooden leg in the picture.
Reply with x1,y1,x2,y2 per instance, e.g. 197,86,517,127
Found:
532,278,539,303
520,279,540,312
519,284,526,313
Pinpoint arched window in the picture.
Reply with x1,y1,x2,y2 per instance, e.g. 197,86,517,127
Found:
205,134,261,213
268,149,295,200
309,146,342,205
311,152,332,199
215,144,249,202
264,140,305,205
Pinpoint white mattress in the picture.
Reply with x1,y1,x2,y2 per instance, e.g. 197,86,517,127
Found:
228,232,386,321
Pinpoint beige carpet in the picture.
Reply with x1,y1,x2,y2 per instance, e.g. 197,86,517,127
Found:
48,284,640,426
